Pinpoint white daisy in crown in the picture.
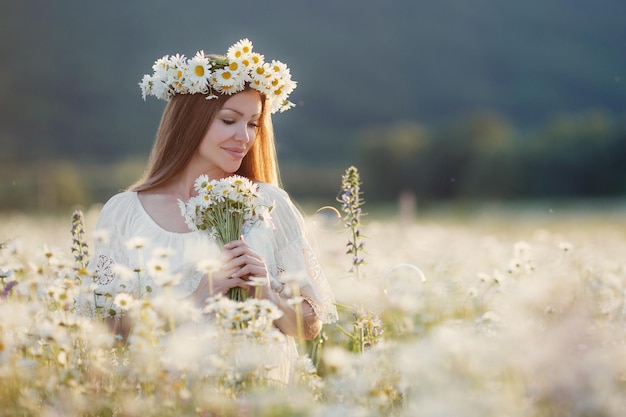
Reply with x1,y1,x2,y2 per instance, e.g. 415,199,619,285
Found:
242,52,265,72
211,69,247,95
152,55,171,77
139,38,297,114
139,74,154,100
187,51,212,93
227,38,254,60
268,60,290,77
166,54,188,94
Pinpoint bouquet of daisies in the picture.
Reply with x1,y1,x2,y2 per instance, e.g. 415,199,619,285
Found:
178,175,273,301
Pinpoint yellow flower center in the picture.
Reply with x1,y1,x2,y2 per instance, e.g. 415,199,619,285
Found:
256,67,265,75
252,55,260,64
229,62,239,71
194,65,204,77
242,46,251,53
221,72,232,80
176,70,183,79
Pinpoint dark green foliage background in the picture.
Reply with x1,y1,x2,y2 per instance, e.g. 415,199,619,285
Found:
1,0,625,210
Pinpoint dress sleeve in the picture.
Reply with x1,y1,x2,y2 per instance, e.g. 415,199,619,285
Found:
75,194,133,318
259,184,338,324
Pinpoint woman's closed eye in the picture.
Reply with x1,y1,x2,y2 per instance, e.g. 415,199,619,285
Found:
221,119,259,128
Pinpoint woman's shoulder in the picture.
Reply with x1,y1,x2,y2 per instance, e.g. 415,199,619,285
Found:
96,191,139,226
256,182,291,201
101,191,138,210
255,181,288,198
255,181,306,224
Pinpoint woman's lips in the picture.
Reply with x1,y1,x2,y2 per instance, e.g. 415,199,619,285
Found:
222,146,246,159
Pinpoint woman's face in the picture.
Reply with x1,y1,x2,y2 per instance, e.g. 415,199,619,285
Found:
193,89,263,179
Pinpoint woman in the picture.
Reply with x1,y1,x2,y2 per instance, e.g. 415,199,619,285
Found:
76,39,337,383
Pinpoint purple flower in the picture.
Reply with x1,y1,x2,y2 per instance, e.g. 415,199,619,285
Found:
1,280,17,299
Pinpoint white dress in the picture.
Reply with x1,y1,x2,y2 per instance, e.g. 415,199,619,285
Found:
76,182,337,384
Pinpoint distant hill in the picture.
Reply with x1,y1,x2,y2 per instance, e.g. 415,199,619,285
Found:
1,0,624,164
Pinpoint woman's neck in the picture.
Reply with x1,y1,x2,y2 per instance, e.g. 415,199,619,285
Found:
164,166,228,199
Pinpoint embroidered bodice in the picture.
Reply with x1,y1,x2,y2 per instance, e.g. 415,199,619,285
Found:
76,182,337,324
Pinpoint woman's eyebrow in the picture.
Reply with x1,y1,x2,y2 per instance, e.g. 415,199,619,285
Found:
220,108,261,118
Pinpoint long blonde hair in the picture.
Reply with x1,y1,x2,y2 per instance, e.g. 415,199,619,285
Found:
130,90,280,192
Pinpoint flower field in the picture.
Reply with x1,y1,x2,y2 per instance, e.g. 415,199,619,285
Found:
1,199,625,416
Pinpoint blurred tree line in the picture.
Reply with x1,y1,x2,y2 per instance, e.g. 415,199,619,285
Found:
356,109,626,202
2,109,624,212
1,0,625,212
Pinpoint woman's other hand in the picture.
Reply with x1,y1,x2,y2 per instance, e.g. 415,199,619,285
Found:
190,237,269,306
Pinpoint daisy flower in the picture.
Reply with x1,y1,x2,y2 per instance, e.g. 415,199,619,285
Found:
277,100,296,113
187,51,212,93
113,293,136,310
251,62,270,82
146,258,170,277
139,74,154,100
194,174,210,192
227,38,254,61
197,258,223,274
166,54,188,94
152,271,182,287
151,77,172,100
268,59,290,77
211,67,237,87
152,247,175,259
112,263,134,281
188,51,212,78
125,236,148,250
558,241,574,252
151,55,171,77
140,39,297,113
256,298,283,321
240,52,265,73
210,67,247,95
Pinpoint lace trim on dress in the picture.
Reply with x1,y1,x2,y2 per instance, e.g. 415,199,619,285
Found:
76,253,119,318
268,265,285,292
301,242,338,324
94,254,116,285
178,263,204,298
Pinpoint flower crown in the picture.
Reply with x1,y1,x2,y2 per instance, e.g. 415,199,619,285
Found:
139,39,297,114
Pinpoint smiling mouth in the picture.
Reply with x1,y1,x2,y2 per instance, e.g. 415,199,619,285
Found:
222,147,246,159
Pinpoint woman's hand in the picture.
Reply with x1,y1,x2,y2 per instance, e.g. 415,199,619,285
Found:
224,238,321,340
190,237,270,306
190,237,322,340
222,238,269,282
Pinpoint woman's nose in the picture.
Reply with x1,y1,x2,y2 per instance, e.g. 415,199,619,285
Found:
235,123,251,143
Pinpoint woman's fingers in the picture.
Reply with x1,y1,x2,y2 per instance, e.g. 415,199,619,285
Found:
230,262,268,280
204,274,249,297
223,240,262,260
221,240,268,279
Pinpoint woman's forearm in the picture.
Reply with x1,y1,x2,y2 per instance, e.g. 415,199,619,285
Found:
269,292,321,340
106,315,131,342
